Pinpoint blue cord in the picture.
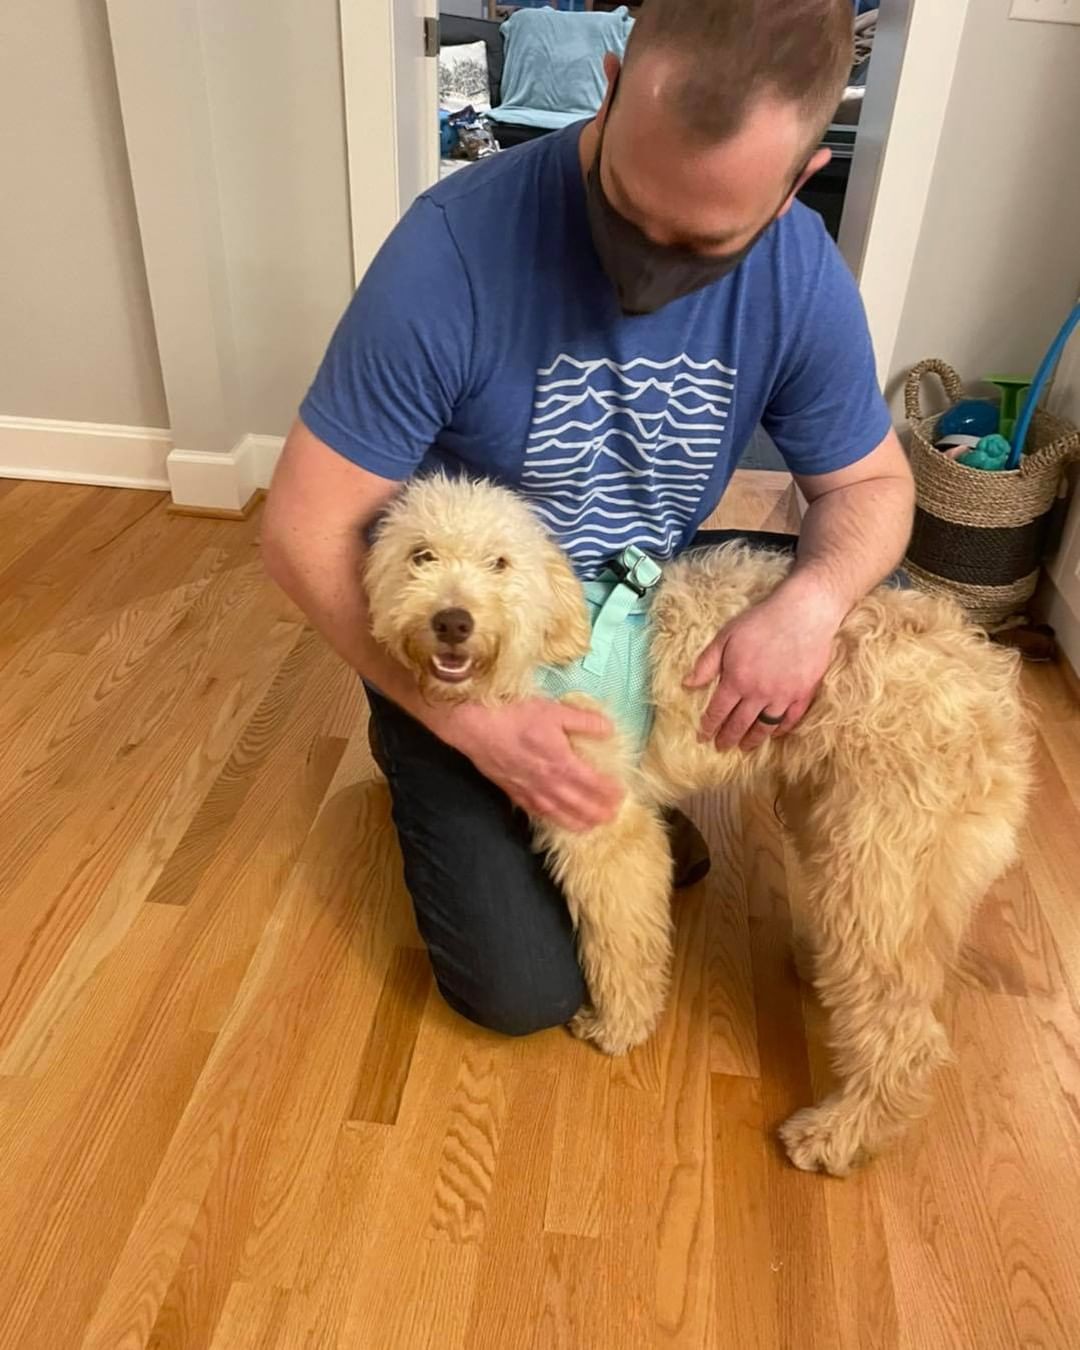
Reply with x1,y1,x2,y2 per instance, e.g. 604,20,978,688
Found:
1008,302,1080,470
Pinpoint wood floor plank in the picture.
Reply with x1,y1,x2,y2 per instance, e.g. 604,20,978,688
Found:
0,899,192,1253
338,1005,504,1348
145,627,327,907
279,1122,388,1348
348,946,433,1125
947,986,1080,1349
0,488,163,658
428,1044,512,1246
0,480,100,575
601,1069,663,1348
79,781,400,1350
532,1234,607,1350
691,788,760,1077
0,910,214,1350
0,618,304,1074
462,1068,559,1350
652,894,716,1347
959,861,1066,998
397,1239,481,1350
1021,736,1080,1001
743,791,843,1350
207,1283,290,1350
544,1041,610,1238
711,1074,780,1350
783,834,904,1350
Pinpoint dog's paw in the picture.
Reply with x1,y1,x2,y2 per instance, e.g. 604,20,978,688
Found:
568,1008,651,1057
778,1103,869,1177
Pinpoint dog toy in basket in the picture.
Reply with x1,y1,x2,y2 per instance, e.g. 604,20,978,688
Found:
904,358,1080,626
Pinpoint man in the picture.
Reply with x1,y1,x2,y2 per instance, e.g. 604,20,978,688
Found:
262,0,915,1037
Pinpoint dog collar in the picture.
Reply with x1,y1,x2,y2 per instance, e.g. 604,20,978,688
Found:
581,545,661,676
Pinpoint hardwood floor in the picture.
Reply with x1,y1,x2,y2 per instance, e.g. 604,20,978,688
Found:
1,473,1078,1349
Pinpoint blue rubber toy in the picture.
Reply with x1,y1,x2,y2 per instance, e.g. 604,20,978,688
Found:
936,399,999,440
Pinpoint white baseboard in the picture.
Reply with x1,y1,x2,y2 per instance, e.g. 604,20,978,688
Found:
248,434,284,488
165,433,283,511
0,415,172,490
0,416,286,510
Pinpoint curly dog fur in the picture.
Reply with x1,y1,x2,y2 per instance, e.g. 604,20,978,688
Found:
365,476,1032,1175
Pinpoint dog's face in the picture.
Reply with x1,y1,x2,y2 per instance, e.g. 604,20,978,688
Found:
365,476,591,704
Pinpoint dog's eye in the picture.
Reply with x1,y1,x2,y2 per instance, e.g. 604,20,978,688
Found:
411,548,437,566
490,556,510,572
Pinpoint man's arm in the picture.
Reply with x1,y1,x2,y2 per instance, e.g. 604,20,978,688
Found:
783,425,915,624
262,421,621,830
687,429,914,750
261,421,435,722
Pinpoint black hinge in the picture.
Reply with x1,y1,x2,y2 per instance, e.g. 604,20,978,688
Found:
423,16,439,57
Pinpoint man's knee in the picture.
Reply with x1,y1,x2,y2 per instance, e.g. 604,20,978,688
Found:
434,962,586,1038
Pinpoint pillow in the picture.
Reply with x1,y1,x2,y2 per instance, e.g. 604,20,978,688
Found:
490,7,634,131
439,39,491,113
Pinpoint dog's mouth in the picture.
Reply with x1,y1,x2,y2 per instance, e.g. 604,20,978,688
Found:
429,651,474,684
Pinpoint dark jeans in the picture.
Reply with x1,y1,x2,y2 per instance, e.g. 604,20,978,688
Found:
367,528,798,1036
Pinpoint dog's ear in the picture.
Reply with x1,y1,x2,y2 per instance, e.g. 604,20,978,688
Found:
539,540,591,665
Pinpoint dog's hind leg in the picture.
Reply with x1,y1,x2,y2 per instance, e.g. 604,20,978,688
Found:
539,796,674,1056
776,794,957,1176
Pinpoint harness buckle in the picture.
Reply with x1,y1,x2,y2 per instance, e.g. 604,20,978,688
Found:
610,545,662,598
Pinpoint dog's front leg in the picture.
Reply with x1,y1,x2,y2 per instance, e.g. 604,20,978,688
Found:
537,797,674,1056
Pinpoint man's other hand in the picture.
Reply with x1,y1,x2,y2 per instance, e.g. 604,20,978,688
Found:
684,581,844,752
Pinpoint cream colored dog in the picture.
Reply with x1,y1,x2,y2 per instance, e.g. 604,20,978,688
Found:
365,475,1031,1175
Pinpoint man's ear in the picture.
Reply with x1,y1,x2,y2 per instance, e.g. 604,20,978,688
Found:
596,52,621,133
777,147,832,219
539,541,591,666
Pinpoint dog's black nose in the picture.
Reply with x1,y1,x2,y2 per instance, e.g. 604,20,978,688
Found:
431,607,474,645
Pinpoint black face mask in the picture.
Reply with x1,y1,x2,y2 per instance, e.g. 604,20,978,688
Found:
585,155,772,315
584,81,789,316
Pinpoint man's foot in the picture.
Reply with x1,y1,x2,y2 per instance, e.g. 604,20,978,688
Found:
664,807,711,889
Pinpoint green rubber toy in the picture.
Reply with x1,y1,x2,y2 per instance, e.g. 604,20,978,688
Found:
983,375,1032,443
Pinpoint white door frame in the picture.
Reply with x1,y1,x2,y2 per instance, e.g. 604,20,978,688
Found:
338,0,438,285
838,0,972,387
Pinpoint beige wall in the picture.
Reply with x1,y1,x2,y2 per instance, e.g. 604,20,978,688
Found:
197,0,354,437
0,0,167,427
889,3,1080,403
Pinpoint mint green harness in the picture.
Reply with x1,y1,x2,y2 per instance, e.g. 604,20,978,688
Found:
535,545,663,758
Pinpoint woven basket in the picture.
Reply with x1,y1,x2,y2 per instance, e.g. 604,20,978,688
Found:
904,358,1080,625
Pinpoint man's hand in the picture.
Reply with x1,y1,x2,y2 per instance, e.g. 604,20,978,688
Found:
684,579,845,752
439,698,623,832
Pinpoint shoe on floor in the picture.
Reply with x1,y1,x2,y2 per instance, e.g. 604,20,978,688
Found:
664,807,711,889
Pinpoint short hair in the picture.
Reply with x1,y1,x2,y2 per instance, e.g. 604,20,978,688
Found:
624,0,854,149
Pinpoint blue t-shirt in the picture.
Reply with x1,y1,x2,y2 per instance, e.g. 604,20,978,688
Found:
301,123,891,578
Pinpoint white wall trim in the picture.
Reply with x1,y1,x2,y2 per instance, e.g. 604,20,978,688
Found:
166,433,283,511
248,434,284,489
0,415,171,490
0,418,284,505
339,0,398,285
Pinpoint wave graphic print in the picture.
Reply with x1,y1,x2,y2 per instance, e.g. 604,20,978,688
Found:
521,354,736,574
